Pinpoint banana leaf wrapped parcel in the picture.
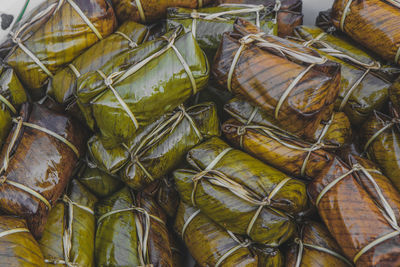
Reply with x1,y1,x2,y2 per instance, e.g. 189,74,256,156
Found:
0,103,87,238
285,221,352,267
213,18,341,140
77,27,209,145
95,187,173,267
331,0,400,65
174,137,308,245
39,180,97,267
0,216,45,267
308,155,400,266
0,0,117,98
88,102,220,190
216,0,302,12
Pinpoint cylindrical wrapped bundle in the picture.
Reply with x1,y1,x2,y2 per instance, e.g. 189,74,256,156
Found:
294,26,393,125
1,0,117,98
0,216,45,267
88,102,220,190
361,110,400,191
111,0,214,23
95,187,173,267
47,21,150,116
0,62,27,146
174,137,307,245
77,27,209,145
213,18,341,140
39,180,97,267
308,156,400,266
285,221,352,267
0,103,87,238
331,0,400,65
174,202,259,267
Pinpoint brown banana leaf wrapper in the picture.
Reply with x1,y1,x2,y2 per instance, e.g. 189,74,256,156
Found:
315,9,336,33
1,0,117,99
174,202,259,266
254,246,283,267
168,231,185,267
77,27,209,145
95,187,173,267
39,180,97,267
174,137,308,245
331,0,400,65
0,103,87,238
285,221,351,267
213,18,341,140
112,0,214,23
47,21,149,117
0,216,45,267
88,102,220,190
308,156,400,266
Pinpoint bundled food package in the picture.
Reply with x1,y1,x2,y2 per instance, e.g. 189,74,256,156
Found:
77,27,209,145
216,0,302,12
39,180,97,267
213,18,341,140
0,0,117,98
0,216,45,267
88,102,220,190
331,0,400,65
285,221,352,267
0,103,87,238
95,187,173,267
174,137,308,245
308,155,400,266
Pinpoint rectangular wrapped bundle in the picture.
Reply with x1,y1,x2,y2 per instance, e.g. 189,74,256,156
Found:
308,155,400,266
0,0,117,98
0,216,45,267
213,18,341,140
174,137,308,246
95,187,173,267
216,0,302,12
0,103,87,238
39,180,97,267
331,0,400,65
76,27,209,145
88,102,220,190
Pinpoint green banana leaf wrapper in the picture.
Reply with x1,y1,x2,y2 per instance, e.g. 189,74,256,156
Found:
0,216,45,267
95,187,173,267
166,5,277,61
88,102,220,190
389,76,400,115
285,221,351,267
213,18,341,140
216,0,302,12
331,0,400,65
77,27,209,145
174,137,308,245
77,163,124,199
0,103,87,238
47,21,150,117
39,180,97,267
175,202,259,266
0,0,117,99
0,62,27,147
361,110,400,191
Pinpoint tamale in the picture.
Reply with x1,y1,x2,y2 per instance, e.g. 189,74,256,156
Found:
0,216,45,267
111,0,214,23
285,221,352,267
95,187,173,267
47,21,149,116
174,202,259,267
77,27,209,145
213,18,341,140
0,103,87,238
1,0,117,99
331,0,400,65
39,180,97,267
88,102,220,190
308,156,400,266
174,137,308,245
